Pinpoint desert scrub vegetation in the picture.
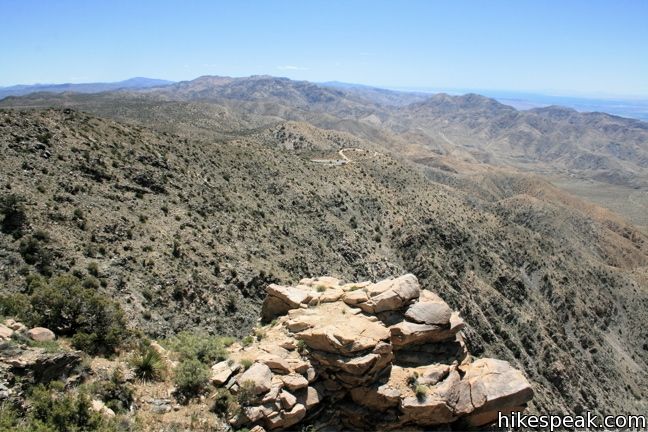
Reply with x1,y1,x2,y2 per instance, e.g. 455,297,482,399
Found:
18,230,54,276
173,358,210,399
130,344,166,381
164,331,234,364
211,388,236,415
239,358,253,370
0,274,128,355
0,193,28,238
415,384,428,401
90,369,135,414
0,381,117,432
236,380,258,407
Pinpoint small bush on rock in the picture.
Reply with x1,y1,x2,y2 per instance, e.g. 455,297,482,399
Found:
212,389,235,415
415,384,428,401
236,380,257,407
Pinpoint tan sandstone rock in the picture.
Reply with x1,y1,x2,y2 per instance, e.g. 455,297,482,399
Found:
237,363,273,395
0,324,14,340
262,284,312,321
404,301,452,325
211,360,239,386
224,274,532,431
27,327,55,342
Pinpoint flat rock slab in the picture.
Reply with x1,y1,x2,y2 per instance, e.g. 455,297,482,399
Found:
262,284,312,320
405,301,452,325
296,309,390,355
211,361,239,386
280,373,309,391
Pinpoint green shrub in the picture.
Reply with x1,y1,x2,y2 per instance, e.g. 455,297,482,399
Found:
82,276,101,289
212,388,235,415
172,240,182,258
25,274,47,294
415,384,428,401
0,403,19,431
87,262,100,277
165,331,233,364
25,381,115,431
239,358,253,370
241,335,253,347
130,345,165,381
236,380,257,407
0,292,31,321
91,371,134,414
19,234,53,275
174,358,209,397
0,193,28,238
28,274,128,355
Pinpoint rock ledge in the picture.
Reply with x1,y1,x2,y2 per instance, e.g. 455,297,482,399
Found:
221,274,533,430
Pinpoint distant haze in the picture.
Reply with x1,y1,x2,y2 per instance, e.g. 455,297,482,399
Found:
3,75,647,121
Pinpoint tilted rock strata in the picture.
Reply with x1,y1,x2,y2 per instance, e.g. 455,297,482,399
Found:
219,274,533,430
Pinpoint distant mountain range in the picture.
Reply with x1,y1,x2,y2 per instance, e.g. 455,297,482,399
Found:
2,74,648,193
331,82,648,121
0,77,173,99
3,76,647,121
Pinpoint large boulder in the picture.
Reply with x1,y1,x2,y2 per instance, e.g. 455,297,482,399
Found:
261,284,312,321
358,274,421,314
27,327,56,342
404,301,452,326
389,313,465,348
1,344,82,385
455,359,534,426
237,363,273,395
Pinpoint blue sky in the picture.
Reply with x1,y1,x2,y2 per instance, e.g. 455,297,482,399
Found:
1,0,647,97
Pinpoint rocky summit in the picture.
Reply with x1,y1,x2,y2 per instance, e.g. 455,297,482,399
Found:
218,274,533,431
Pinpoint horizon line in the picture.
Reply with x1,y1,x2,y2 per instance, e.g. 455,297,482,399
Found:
2,74,648,102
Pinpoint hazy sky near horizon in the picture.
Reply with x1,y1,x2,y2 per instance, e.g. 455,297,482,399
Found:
1,0,647,97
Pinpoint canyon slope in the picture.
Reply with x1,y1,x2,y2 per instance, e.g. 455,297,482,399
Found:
1,107,647,422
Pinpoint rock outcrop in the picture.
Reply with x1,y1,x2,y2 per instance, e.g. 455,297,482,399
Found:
218,274,533,430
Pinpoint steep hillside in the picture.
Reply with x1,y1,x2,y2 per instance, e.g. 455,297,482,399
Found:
1,108,647,419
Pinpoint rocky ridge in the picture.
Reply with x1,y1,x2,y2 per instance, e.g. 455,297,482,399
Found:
217,275,533,430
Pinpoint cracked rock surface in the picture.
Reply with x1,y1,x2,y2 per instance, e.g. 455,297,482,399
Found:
220,274,533,430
